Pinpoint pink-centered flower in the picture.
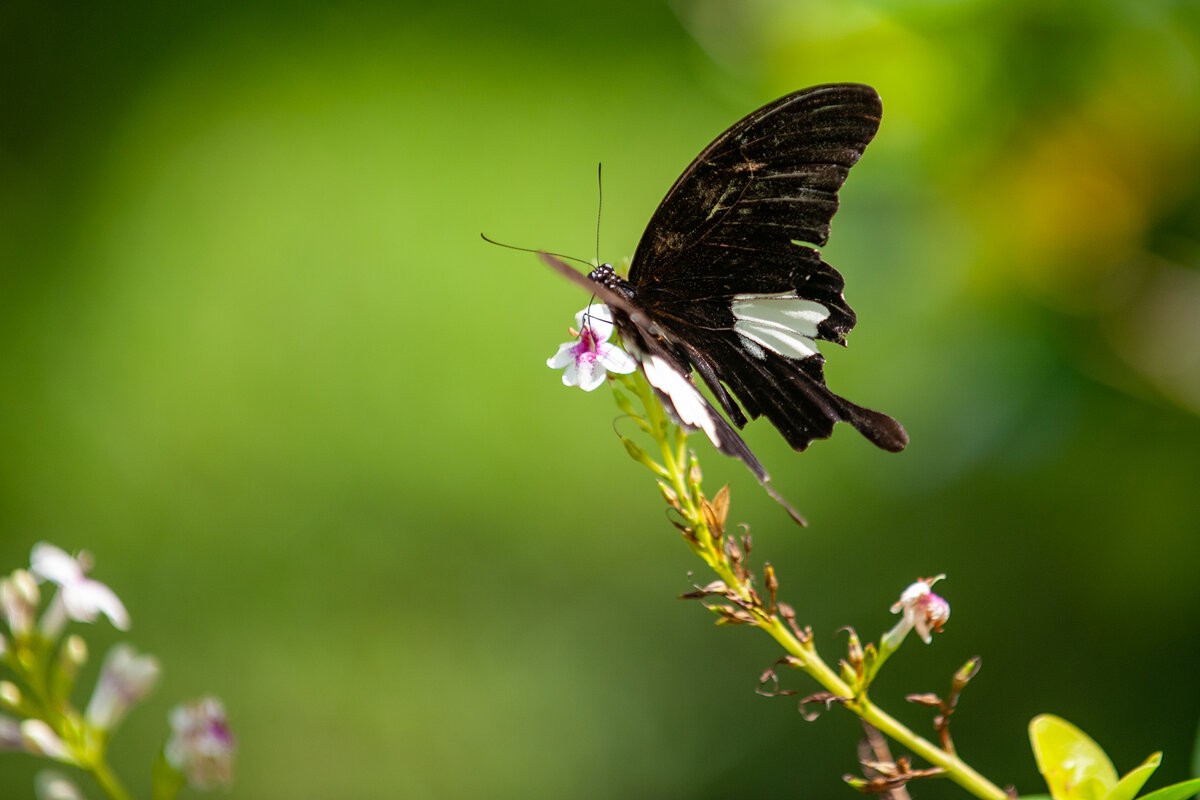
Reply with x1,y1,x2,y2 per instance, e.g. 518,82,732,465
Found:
889,575,950,644
165,696,236,790
547,304,637,392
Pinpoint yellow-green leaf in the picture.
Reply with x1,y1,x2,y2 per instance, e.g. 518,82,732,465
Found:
1030,715,1119,800
1136,777,1200,800
1105,751,1161,800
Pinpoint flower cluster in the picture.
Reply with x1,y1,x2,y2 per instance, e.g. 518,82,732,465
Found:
1,543,235,800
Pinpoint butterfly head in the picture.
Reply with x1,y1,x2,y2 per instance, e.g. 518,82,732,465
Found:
587,263,634,300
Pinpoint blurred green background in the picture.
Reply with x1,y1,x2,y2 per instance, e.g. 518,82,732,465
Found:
2,1,1199,798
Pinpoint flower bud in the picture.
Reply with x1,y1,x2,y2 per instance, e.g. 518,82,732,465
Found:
86,644,160,732
0,714,22,751
0,680,23,712
20,720,74,762
1,570,40,637
60,636,88,679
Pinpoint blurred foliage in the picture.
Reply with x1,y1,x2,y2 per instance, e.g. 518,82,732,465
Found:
1,0,1198,798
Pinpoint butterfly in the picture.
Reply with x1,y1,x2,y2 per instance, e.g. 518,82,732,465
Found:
539,83,908,523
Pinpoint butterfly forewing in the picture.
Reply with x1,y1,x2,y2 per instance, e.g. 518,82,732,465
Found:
629,83,882,277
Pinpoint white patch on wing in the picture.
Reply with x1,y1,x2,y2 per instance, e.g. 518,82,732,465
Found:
740,337,767,360
731,291,829,360
641,355,721,448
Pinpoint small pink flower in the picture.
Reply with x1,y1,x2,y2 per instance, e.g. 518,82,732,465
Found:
165,696,236,790
890,575,950,644
547,304,637,391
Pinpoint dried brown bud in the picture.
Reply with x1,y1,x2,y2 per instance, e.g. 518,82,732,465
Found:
678,580,729,600
706,604,756,625
763,563,778,616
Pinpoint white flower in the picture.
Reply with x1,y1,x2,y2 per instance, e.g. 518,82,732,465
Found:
29,543,129,633
547,304,637,391
86,644,161,731
888,575,950,645
165,696,236,790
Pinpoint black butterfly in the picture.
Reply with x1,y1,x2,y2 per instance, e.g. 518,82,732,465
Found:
539,83,907,523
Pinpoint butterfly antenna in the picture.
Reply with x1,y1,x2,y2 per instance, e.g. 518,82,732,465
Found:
479,233,594,270
594,162,603,268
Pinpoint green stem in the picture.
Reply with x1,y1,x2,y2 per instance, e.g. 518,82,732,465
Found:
756,616,1006,799
858,702,1006,800
89,759,134,800
625,372,1008,800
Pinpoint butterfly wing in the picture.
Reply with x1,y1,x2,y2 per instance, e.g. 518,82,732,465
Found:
628,83,907,452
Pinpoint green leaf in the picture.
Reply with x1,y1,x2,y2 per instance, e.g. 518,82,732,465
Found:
1106,752,1161,800
1019,795,1054,800
1135,777,1200,800
1030,715,1119,800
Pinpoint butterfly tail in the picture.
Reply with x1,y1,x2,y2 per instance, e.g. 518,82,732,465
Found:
840,401,909,453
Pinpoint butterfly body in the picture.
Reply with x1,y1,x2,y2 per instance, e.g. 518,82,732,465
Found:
539,83,907,521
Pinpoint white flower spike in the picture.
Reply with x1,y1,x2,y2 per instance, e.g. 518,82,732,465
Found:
547,304,637,392
29,543,130,634
889,575,950,645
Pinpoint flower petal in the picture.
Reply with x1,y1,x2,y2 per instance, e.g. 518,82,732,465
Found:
597,343,637,374
62,580,130,631
574,359,606,392
29,544,82,586
560,358,582,387
575,304,615,342
547,341,578,369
